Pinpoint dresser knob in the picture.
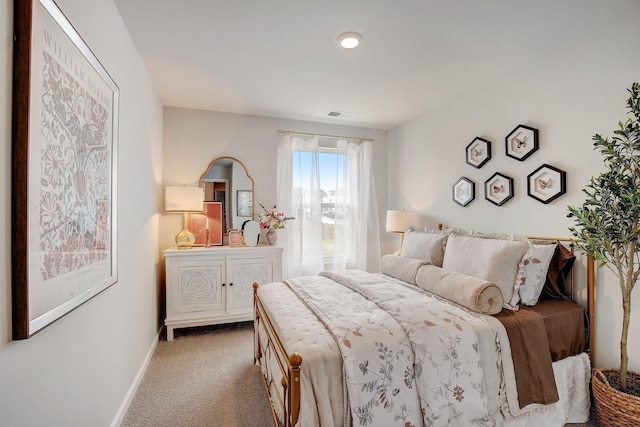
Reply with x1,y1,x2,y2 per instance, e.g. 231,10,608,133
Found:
222,283,226,287
229,283,234,286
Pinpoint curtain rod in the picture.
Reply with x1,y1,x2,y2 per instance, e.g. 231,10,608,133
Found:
277,129,374,142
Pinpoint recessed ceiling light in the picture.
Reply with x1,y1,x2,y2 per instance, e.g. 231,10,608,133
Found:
337,32,363,49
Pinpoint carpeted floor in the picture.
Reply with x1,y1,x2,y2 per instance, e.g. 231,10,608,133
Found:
122,321,596,427
121,322,273,427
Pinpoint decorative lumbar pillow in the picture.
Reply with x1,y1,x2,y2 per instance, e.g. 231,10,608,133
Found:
519,242,558,306
380,254,428,285
415,265,504,314
400,229,448,267
442,233,531,310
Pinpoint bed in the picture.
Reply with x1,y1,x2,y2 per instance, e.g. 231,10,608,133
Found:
253,229,595,427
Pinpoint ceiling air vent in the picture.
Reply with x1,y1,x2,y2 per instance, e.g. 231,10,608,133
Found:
326,110,356,119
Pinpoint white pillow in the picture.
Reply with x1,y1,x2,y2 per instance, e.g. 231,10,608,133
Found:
401,229,448,267
518,243,557,306
442,233,531,310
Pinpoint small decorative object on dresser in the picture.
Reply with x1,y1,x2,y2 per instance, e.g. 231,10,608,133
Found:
258,204,294,246
228,229,243,246
484,172,514,206
505,124,539,161
243,220,260,247
266,230,278,246
465,137,491,168
164,245,283,340
188,201,223,246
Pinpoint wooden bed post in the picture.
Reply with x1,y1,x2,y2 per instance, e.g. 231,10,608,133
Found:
253,282,261,363
253,281,303,427
288,353,302,426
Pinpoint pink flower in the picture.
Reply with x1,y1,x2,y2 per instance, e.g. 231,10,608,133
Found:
258,204,295,230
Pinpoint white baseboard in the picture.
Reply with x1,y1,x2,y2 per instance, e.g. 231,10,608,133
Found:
110,328,161,427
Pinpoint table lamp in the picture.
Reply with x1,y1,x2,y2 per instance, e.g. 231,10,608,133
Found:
165,186,205,249
386,209,419,254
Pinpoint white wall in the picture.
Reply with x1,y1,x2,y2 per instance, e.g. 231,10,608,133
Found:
0,0,163,426
388,4,640,372
162,107,389,272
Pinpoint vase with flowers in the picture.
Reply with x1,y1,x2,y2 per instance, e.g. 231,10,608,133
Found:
258,204,295,246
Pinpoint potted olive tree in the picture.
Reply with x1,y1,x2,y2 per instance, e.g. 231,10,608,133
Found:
568,82,640,424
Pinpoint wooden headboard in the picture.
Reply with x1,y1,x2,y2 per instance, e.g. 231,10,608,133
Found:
435,224,595,366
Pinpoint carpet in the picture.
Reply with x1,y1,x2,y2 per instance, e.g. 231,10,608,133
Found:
121,322,273,427
121,321,595,427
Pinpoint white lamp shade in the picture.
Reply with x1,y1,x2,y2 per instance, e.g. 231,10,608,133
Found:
165,186,204,212
386,209,418,233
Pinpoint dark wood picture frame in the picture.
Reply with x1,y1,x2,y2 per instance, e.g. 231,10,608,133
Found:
505,124,539,161
465,137,491,168
484,172,514,206
12,0,119,339
527,164,567,204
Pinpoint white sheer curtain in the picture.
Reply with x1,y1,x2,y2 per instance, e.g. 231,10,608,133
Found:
277,134,380,279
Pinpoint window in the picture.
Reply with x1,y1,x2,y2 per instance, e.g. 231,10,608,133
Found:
292,149,348,261
277,134,380,278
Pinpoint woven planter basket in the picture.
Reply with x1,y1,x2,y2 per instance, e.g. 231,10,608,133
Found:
592,368,640,426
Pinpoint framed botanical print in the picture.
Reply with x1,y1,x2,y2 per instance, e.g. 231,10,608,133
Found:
484,173,514,206
11,0,119,338
527,164,567,204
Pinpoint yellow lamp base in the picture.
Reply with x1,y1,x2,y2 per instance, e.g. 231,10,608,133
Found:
176,212,196,249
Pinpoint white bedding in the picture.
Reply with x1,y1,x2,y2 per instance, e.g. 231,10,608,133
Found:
255,273,591,427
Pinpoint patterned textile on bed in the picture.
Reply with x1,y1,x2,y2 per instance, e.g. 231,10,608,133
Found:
285,270,529,427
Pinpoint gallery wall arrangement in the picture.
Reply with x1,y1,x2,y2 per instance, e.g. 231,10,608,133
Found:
452,123,566,208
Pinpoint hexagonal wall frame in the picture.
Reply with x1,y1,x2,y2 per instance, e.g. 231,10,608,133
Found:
452,177,475,207
466,137,491,168
505,125,538,161
527,164,566,204
484,172,514,206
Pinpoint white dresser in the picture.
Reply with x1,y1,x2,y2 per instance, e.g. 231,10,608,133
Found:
163,245,283,340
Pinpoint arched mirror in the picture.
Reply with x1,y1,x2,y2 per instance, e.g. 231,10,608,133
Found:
199,157,254,234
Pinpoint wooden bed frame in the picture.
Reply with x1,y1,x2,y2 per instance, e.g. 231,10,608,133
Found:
253,239,596,427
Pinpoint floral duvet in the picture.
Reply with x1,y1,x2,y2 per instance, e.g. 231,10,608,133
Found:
286,270,523,427
255,270,590,427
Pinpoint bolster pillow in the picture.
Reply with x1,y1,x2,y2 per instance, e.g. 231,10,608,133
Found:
380,254,428,285
415,265,504,314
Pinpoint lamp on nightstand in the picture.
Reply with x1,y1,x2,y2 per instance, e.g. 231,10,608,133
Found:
386,209,419,254
165,186,204,249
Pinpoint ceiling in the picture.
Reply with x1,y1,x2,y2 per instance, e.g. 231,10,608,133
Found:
113,0,613,130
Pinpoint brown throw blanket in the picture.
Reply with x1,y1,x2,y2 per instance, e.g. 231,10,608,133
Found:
494,308,559,409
